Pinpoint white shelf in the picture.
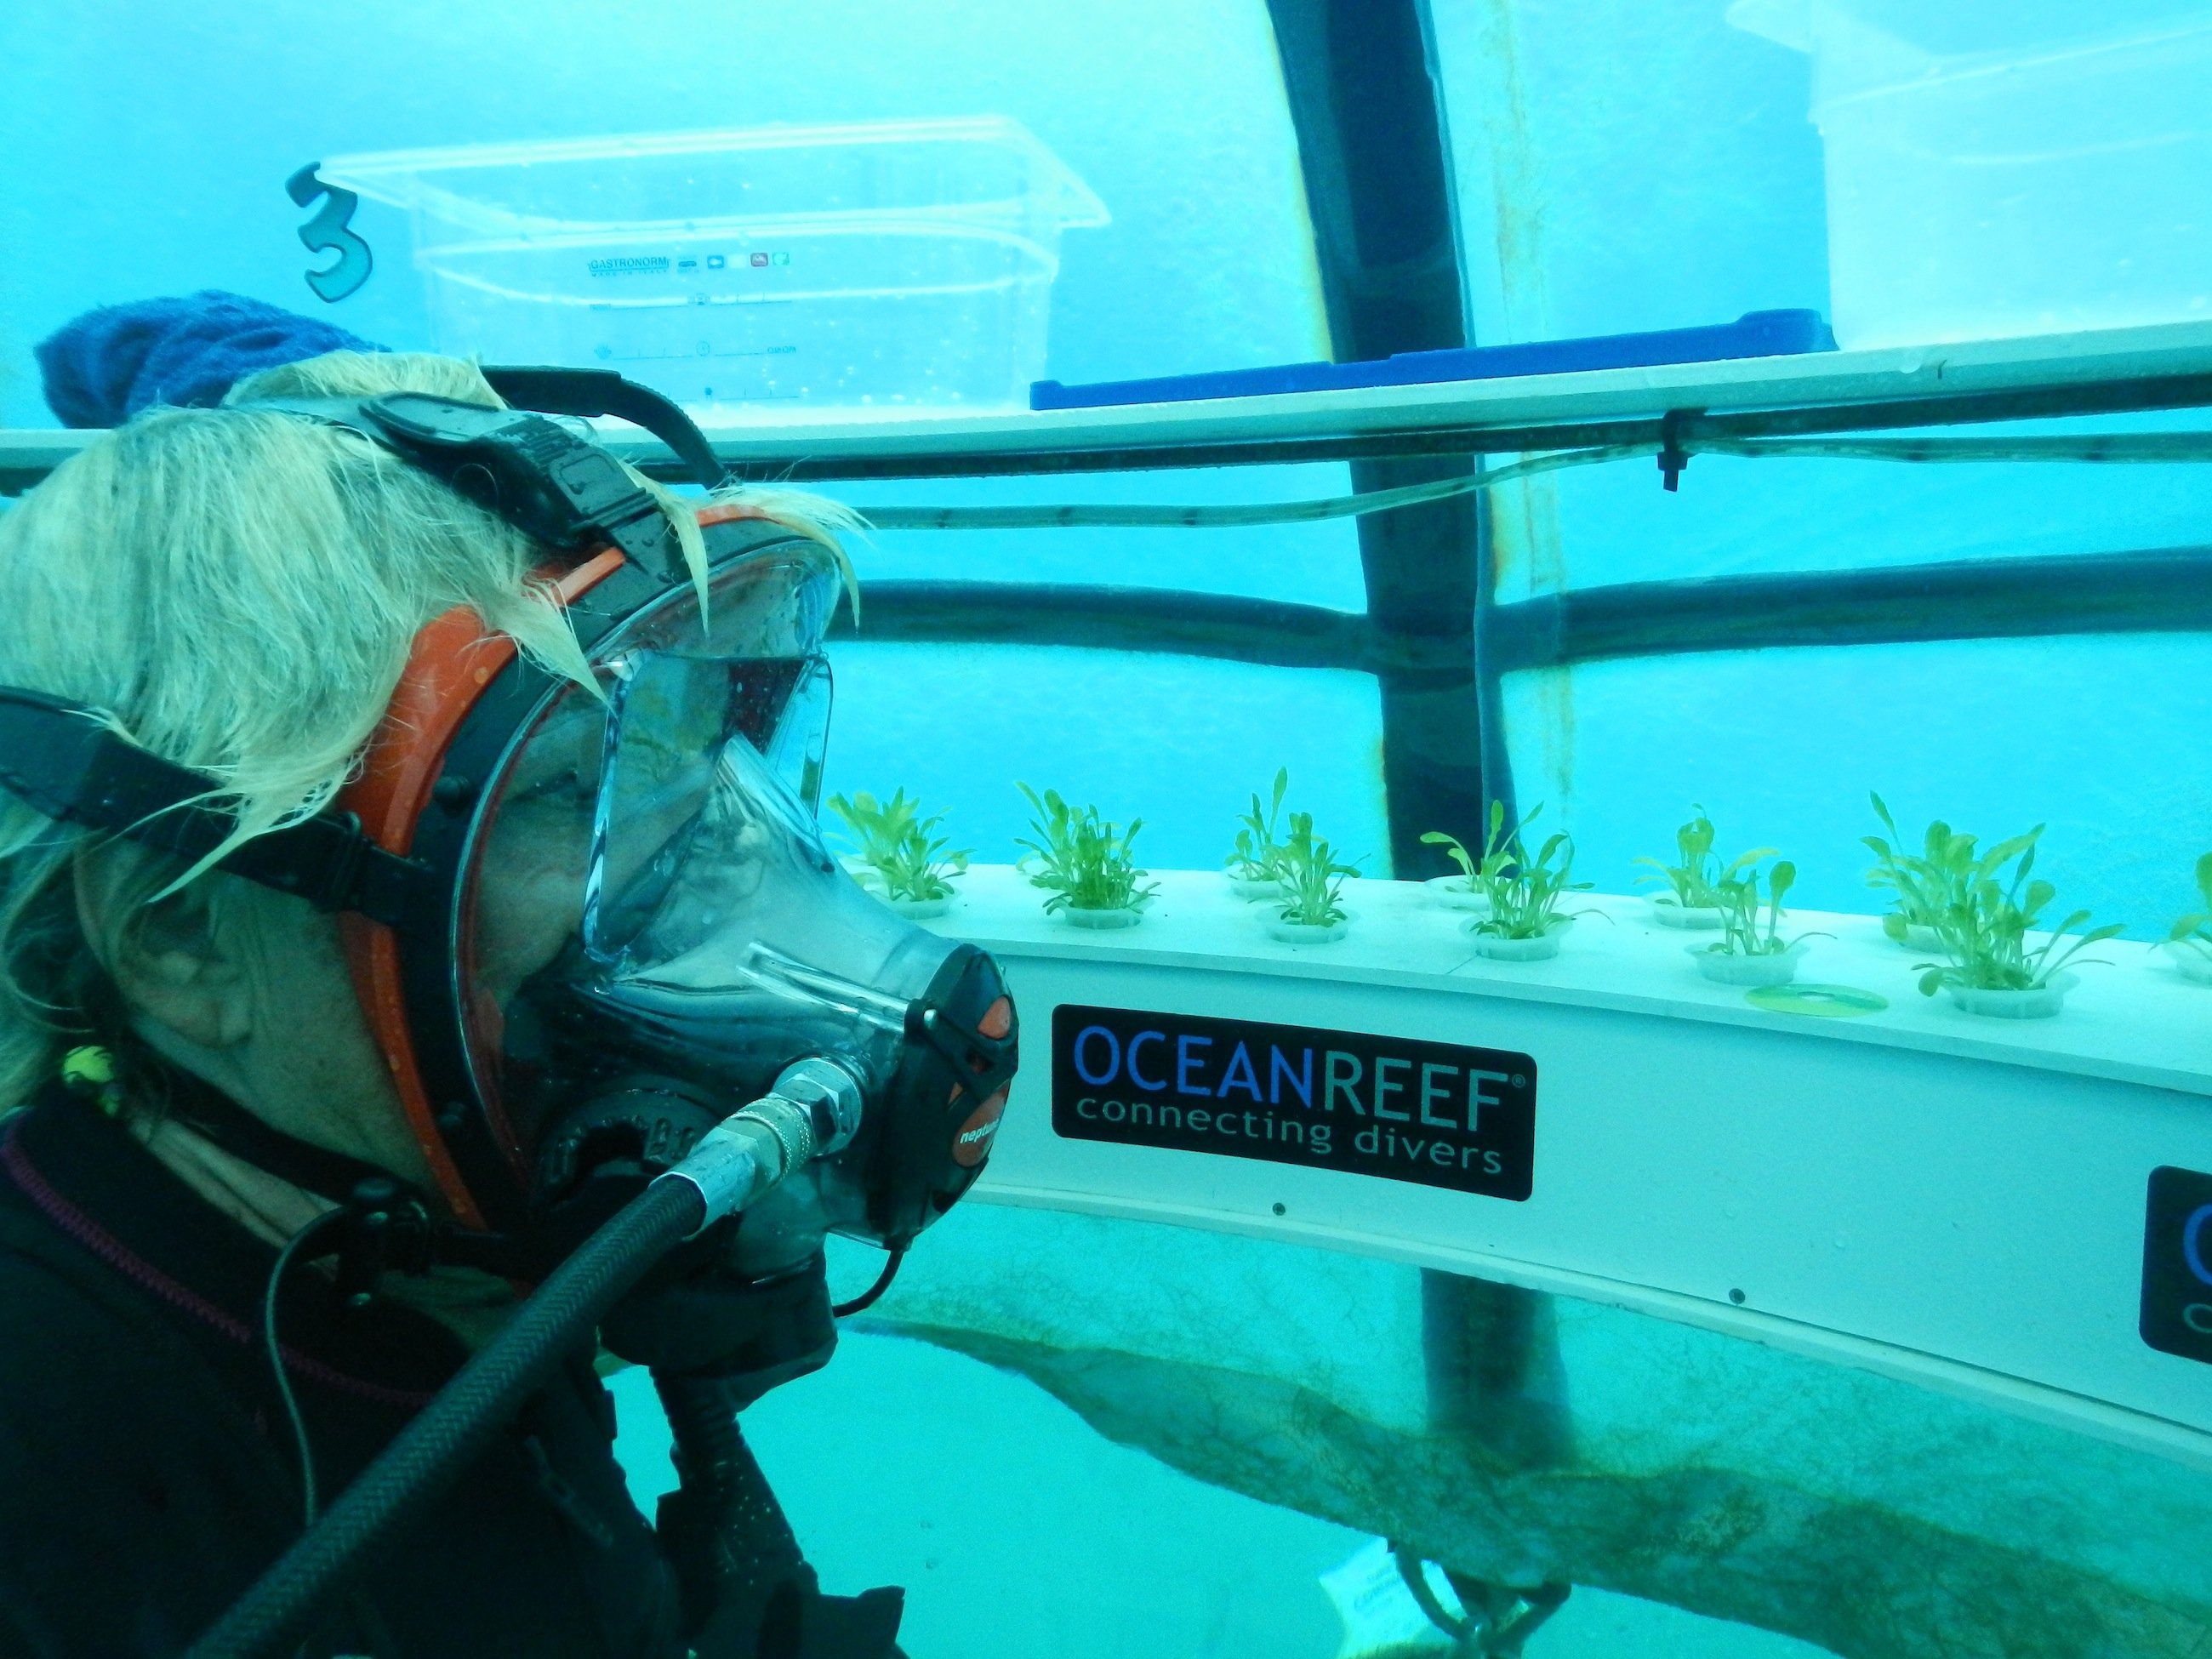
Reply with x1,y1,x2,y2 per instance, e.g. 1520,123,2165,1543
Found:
655,316,2212,469
8,316,2211,486
921,864,2212,1465
932,865,2212,1098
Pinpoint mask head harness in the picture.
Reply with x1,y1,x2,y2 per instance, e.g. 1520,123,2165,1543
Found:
0,369,1017,1308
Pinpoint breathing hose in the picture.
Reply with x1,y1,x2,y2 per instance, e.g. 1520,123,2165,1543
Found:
653,1371,807,1632
187,1179,700,1658
185,1068,859,1659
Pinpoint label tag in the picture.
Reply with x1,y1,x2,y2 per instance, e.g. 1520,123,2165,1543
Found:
2142,1166,2212,1364
1318,1539,1460,1657
1051,1004,1534,1200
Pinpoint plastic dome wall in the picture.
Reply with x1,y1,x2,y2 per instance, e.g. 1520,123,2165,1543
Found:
6,3,2212,1656
1428,0,2212,936
0,0,1394,881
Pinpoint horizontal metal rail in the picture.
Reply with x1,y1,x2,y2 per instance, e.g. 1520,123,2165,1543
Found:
835,581,1411,676
843,544,2212,677
7,319,2212,493
670,320,2212,480
1485,543,2212,670
659,369,2212,481
8,328,2209,698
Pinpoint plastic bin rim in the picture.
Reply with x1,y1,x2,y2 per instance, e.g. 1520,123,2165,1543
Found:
420,214,1065,255
1797,18,2212,111
322,114,1109,227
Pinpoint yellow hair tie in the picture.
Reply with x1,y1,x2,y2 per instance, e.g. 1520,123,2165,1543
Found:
60,1046,123,1116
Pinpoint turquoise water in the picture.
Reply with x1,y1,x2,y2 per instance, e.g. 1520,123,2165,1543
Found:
610,1330,1830,1658
6,0,2210,922
609,1211,2212,1657
6,3,2212,1652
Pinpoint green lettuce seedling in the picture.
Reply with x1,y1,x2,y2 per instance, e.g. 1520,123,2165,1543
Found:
1273,812,1360,926
1636,805,1775,909
1863,793,1971,942
1227,768,1291,883
828,789,971,903
1471,803,1593,941
1422,801,1514,898
1016,784,1159,915
1908,821,2121,995
1704,858,1826,958
2168,852,2212,968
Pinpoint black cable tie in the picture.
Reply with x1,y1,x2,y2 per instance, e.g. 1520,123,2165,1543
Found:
1657,409,1697,493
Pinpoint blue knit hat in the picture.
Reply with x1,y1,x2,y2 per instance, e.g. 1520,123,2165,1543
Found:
34,289,385,428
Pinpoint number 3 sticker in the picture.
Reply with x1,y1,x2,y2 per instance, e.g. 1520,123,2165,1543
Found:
285,163,373,303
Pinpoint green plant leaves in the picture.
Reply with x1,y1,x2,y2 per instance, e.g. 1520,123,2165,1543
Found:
1679,807,1716,868
1471,800,1593,940
1873,799,2118,993
2170,852,2212,952
828,788,971,904
1866,797,1980,933
1272,809,1360,926
1421,829,1475,883
1228,768,1293,881
1705,845,1805,956
1425,805,1517,894
1639,806,1787,943
1018,783,1158,915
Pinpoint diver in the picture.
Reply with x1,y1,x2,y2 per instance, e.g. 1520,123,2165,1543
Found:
0,294,1017,1657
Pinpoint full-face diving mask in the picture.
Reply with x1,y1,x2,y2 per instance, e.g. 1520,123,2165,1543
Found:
448,523,1017,1270
0,374,1017,1298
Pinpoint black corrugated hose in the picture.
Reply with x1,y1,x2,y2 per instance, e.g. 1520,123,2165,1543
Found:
185,1178,708,1659
653,1371,807,1633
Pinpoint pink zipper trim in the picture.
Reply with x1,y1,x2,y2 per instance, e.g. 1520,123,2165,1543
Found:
1,1117,436,1410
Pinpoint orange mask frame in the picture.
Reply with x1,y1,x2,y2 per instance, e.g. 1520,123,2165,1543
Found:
334,504,782,1229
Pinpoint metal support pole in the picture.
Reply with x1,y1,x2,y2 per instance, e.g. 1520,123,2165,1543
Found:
1264,0,1562,1514
1263,0,1513,872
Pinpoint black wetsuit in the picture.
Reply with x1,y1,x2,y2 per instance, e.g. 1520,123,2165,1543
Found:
0,1086,898,1658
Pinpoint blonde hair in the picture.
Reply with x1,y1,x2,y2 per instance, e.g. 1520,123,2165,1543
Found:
0,351,854,1109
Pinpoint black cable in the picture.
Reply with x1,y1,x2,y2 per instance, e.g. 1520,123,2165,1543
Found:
187,1177,705,1659
263,1211,348,1531
831,1246,905,1317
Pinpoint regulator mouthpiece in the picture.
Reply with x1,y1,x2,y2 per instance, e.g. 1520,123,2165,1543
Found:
505,721,1017,1256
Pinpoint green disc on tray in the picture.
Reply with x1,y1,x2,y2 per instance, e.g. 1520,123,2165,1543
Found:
1744,983,1890,1018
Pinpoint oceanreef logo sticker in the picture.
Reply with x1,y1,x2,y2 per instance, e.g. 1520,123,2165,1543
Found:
2142,1166,2212,1365
1051,1005,1535,1200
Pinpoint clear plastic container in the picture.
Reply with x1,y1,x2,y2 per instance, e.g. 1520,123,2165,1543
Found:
322,118,1108,419
1727,1,2212,348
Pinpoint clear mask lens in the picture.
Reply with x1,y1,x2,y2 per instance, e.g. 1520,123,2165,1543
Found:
584,649,834,961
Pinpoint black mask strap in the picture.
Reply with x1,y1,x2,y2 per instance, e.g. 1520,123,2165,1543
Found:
478,366,728,490
247,391,696,585
0,687,442,931
150,1060,401,1209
